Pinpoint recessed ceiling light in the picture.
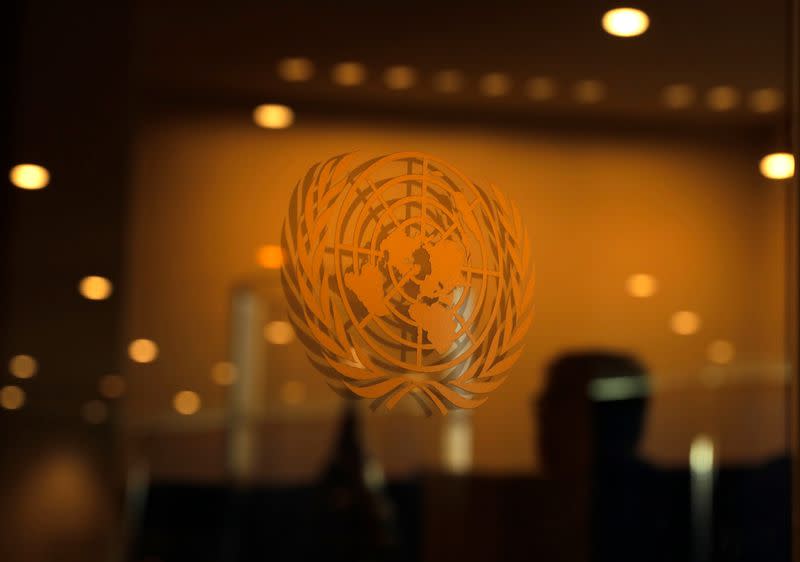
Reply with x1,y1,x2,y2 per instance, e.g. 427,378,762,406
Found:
432,69,464,94
384,65,417,90
748,88,784,113
525,77,557,101
8,354,37,379
573,80,606,104
0,385,25,410
662,84,696,109
759,152,795,180
602,8,650,37
277,57,314,82
253,104,294,129
331,62,366,87
479,73,511,97
706,86,740,111
79,275,113,300
9,163,49,190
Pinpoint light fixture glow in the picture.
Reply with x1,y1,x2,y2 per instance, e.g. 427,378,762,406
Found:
253,104,294,129
8,354,37,379
98,374,126,399
257,244,284,269
573,80,606,104
211,361,238,386
1,385,25,410
82,400,108,424
525,77,557,101
662,84,696,109
128,339,158,363
748,88,784,113
625,273,657,298
264,320,295,345
670,311,701,335
276,57,314,82
173,390,201,415
384,65,417,90
432,69,464,94
690,434,714,474
9,163,50,190
78,276,113,301
602,8,650,37
706,86,740,111
707,340,735,365
331,62,366,86
479,73,511,97
759,152,795,180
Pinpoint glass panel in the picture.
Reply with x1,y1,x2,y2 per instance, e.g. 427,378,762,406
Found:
2,2,797,562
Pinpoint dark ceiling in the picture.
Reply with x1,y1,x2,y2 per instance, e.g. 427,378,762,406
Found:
132,0,790,127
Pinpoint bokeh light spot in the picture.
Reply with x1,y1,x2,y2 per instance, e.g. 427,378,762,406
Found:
173,391,201,415
10,163,50,190
9,354,37,379
1,385,25,410
211,361,238,386
625,273,658,298
670,311,701,335
759,152,795,180
128,339,158,363
253,104,294,129
79,276,113,300
264,320,295,345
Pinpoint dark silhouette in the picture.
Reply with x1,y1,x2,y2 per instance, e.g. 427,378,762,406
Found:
536,351,687,562
311,403,399,562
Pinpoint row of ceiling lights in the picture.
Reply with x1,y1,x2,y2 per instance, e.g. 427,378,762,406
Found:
275,56,786,115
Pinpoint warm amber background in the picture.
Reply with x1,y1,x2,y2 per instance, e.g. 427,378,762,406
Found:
121,113,789,479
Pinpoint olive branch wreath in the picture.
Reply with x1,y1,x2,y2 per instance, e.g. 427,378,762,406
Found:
281,152,534,415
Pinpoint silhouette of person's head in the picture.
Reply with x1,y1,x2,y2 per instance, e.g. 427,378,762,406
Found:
536,351,649,480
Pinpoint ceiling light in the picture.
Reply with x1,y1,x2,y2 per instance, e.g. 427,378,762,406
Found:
128,339,158,363
1,385,25,410
253,104,294,129
479,73,511,97
79,276,113,301
759,152,795,180
525,77,557,101
706,86,740,111
276,57,314,82
602,8,650,37
662,84,695,109
384,65,417,90
749,88,784,113
9,163,50,190
432,69,464,94
331,62,366,87
8,354,37,379
573,80,606,104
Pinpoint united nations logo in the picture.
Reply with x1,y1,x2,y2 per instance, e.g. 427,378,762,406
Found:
282,152,533,414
